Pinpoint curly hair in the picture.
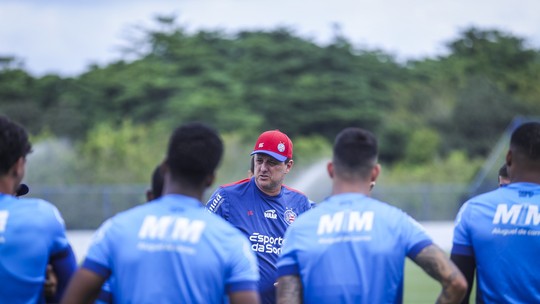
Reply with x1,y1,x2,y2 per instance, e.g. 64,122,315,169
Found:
511,121,540,161
0,116,32,175
166,122,223,185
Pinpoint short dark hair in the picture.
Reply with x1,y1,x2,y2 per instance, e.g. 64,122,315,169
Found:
510,122,540,162
166,122,223,185
249,156,255,175
333,127,378,179
0,116,32,175
150,165,165,199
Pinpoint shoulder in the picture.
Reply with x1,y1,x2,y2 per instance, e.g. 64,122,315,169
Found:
210,178,252,200
207,179,252,212
282,184,308,197
220,178,251,189
17,197,65,222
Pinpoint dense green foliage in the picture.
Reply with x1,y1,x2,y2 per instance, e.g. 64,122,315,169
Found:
2,17,539,185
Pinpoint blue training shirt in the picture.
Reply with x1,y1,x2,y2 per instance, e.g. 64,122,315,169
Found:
0,194,73,303
277,193,433,304
83,194,259,303
207,178,311,304
452,182,540,303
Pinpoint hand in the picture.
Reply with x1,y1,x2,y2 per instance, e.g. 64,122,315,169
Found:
44,264,58,297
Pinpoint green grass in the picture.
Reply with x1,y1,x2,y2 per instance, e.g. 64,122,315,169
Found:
404,259,475,303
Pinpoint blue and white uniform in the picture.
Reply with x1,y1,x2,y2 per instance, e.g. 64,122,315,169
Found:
277,193,432,303
207,178,311,304
83,194,259,303
0,194,76,303
452,183,540,303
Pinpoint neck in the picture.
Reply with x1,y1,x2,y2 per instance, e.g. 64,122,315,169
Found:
255,181,281,196
510,172,540,185
0,177,17,196
331,178,371,196
162,183,205,202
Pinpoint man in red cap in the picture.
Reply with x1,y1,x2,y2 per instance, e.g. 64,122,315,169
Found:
207,130,312,304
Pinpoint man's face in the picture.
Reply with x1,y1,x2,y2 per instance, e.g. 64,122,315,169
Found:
253,153,292,195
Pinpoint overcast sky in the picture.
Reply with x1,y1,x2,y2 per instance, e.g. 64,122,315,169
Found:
2,0,540,76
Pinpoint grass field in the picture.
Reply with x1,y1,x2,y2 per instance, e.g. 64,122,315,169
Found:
404,259,475,303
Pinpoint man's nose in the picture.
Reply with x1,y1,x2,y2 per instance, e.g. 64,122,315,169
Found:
259,161,269,171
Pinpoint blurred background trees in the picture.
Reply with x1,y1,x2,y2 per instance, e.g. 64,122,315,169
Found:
1,17,539,187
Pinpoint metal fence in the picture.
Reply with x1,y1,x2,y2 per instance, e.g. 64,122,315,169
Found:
25,183,472,229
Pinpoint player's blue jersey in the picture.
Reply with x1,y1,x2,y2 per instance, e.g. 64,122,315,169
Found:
207,177,311,304
452,182,540,303
0,194,72,303
83,194,259,303
277,193,433,304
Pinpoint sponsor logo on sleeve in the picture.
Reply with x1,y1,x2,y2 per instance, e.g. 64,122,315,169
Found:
207,193,224,213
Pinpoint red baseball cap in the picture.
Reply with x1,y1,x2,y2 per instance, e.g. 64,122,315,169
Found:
250,130,293,162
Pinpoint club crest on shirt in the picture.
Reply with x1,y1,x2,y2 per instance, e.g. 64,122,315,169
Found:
284,208,296,225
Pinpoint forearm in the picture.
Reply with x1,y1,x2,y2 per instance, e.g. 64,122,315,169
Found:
450,253,476,304
48,245,78,302
276,275,302,304
413,244,467,304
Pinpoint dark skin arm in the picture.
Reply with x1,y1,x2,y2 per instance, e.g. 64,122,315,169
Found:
413,244,468,304
229,290,261,304
44,264,57,297
450,253,476,304
276,275,303,304
60,268,106,304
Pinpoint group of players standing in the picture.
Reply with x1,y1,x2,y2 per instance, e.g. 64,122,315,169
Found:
1,114,539,303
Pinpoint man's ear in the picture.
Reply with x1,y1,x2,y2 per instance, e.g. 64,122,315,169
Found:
10,157,25,179
370,164,381,182
145,189,154,202
327,161,334,179
506,150,512,167
205,173,216,188
284,159,294,174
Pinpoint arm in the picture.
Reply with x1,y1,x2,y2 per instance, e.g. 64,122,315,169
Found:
450,253,476,304
412,244,467,304
44,264,57,299
61,268,107,304
229,290,261,304
276,275,303,304
46,245,77,303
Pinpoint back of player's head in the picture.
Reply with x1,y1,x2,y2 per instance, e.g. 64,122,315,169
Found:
166,122,223,185
150,165,165,199
333,127,378,179
0,116,32,175
510,122,540,164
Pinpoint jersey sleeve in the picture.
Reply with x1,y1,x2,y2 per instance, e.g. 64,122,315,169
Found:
206,188,229,220
225,234,260,293
82,219,115,279
451,202,474,256
276,225,300,277
402,214,433,259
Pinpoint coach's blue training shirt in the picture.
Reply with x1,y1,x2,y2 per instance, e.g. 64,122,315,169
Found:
207,178,311,304
0,194,72,303
452,182,540,303
83,194,259,303
277,193,432,304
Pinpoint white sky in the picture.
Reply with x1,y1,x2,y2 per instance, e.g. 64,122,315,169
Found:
1,0,540,76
